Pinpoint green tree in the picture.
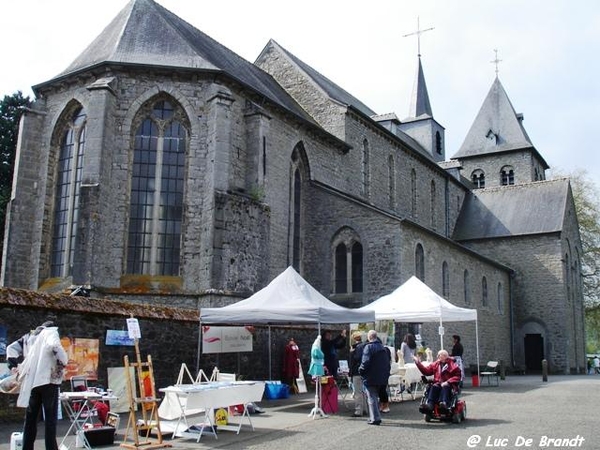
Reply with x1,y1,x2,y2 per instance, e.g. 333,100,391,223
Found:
563,169,600,307
554,169,600,353
0,91,32,253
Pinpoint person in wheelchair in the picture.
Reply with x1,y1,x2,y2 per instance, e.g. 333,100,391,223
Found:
414,350,461,413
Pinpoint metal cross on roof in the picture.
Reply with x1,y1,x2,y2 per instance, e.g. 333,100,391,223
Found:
491,49,502,77
403,17,435,57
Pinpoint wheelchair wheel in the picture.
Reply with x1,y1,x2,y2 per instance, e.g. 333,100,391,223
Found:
452,412,461,424
424,413,433,422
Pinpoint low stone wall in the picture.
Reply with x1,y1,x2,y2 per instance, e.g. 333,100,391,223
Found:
0,288,345,421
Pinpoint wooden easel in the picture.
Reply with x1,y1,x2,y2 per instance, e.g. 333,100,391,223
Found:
120,340,171,449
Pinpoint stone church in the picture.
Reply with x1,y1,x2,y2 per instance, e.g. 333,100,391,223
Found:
1,0,585,374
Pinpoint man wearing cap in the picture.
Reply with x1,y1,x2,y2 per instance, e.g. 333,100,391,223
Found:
349,331,366,417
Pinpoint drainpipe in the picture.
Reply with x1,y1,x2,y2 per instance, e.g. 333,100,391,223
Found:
509,271,516,368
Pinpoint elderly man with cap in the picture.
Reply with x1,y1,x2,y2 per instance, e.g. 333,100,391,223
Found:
348,331,366,417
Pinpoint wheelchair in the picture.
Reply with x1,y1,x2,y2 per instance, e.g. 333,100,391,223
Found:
418,376,466,424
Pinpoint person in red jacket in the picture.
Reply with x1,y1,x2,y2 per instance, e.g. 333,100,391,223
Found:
414,349,461,413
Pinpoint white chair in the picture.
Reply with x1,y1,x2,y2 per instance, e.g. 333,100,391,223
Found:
480,361,500,386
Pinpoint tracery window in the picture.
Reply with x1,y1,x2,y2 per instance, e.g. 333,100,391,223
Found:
51,107,87,277
127,99,187,275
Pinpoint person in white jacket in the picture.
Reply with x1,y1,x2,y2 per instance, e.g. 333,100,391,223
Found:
7,317,68,450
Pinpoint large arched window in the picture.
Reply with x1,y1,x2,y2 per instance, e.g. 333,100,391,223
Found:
292,169,301,271
415,243,425,281
471,169,485,189
51,106,87,277
289,143,309,271
127,99,187,275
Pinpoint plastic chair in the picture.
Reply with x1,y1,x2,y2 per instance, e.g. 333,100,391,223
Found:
480,361,499,386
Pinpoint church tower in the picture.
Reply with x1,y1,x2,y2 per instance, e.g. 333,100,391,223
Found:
452,75,549,188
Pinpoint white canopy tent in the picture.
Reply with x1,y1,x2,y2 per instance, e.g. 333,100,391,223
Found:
200,266,375,325
200,266,375,378
358,276,480,375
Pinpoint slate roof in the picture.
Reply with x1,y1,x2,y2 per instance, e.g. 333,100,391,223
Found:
257,40,377,118
453,77,548,169
37,0,316,125
405,57,433,120
452,178,570,241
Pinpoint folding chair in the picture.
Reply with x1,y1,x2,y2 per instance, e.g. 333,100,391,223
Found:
480,361,500,386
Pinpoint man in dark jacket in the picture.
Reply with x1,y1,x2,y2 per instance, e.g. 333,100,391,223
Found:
358,330,390,425
321,329,347,378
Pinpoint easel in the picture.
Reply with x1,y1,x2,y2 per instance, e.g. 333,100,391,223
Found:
120,339,171,449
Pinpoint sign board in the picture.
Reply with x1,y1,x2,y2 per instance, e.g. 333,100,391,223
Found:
202,326,253,354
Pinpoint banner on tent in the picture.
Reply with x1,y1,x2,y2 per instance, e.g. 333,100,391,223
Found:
202,326,253,354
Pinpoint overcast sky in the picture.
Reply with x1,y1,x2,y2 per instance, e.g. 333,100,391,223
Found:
2,0,599,186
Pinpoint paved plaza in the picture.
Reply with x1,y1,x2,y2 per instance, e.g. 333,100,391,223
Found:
1,375,597,450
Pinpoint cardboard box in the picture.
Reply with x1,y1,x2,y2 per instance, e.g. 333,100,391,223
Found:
84,427,115,447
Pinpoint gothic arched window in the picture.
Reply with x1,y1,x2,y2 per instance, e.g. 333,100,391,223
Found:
51,106,87,277
289,143,309,271
127,99,187,275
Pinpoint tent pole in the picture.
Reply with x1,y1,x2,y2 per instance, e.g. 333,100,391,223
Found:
197,322,203,375
268,325,272,381
475,318,480,381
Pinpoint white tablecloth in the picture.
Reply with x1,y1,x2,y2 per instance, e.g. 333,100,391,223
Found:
158,381,265,420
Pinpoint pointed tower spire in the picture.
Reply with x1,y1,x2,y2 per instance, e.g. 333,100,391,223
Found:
409,58,433,118
403,17,435,119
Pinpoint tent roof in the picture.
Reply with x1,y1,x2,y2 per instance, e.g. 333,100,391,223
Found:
200,267,375,324
358,276,477,322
